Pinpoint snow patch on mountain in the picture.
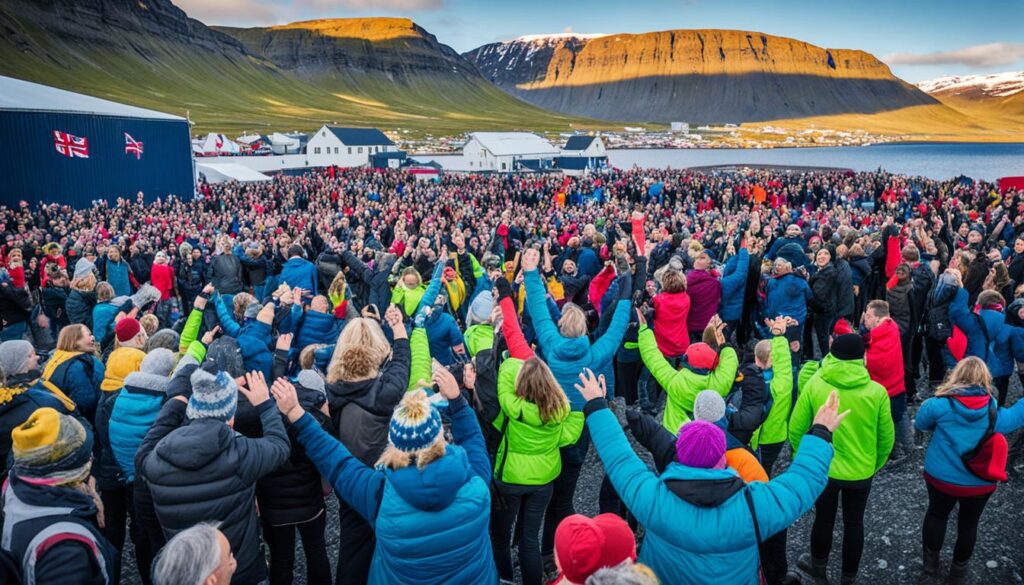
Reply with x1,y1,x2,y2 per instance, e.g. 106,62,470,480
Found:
917,72,1024,98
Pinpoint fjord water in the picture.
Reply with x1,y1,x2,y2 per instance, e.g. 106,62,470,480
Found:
606,142,1024,180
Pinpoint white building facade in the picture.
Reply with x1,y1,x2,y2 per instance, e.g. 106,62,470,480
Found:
306,125,397,167
461,132,559,172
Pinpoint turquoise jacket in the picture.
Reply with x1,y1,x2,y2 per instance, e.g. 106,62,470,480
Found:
294,394,496,584
587,400,833,585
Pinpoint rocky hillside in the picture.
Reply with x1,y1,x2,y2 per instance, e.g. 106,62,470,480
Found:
0,1,587,134
465,30,939,124
918,72,1024,122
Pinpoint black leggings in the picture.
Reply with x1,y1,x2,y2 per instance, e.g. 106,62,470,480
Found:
810,478,872,576
615,359,642,405
922,483,992,563
336,497,375,585
263,512,330,585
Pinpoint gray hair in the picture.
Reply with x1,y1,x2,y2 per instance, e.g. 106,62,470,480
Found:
773,258,792,273
152,522,222,585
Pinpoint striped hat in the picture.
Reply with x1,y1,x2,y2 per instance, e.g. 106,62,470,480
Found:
388,390,443,453
12,407,92,484
187,369,238,422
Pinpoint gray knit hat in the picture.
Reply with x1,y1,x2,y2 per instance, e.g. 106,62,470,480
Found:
140,348,175,378
0,340,35,376
297,369,325,394
145,329,181,353
187,369,238,422
73,258,96,280
467,292,494,326
693,390,726,423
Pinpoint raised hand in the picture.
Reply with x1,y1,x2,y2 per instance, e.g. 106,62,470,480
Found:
201,325,221,346
521,248,540,272
271,378,303,422
812,390,851,432
432,366,461,400
574,368,607,402
275,332,293,352
240,371,270,407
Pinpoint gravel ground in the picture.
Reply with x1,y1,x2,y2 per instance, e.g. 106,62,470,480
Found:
121,378,1024,585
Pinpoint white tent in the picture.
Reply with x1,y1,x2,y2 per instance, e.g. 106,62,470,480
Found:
198,133,241,156
268,132,301,154
196,162,272,183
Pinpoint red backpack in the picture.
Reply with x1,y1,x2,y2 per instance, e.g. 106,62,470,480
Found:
956,399,1008,483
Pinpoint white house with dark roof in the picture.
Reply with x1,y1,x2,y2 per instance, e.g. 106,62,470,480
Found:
461,132,559,172
556,135,608,175
306,125,398,167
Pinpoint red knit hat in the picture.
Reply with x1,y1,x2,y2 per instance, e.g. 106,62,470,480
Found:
684,342,720,371
832,318,853,336
115,318,141,343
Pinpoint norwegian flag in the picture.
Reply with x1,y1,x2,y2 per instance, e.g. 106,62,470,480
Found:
124,132,144,159
53,130,89,158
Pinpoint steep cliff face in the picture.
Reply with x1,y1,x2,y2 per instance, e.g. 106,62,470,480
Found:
466,30,938,124
0,3,584,133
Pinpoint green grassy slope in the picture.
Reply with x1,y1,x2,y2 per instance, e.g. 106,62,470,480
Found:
0,7,596,135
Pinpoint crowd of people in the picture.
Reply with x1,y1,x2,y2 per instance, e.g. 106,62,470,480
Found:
0,165,1022,585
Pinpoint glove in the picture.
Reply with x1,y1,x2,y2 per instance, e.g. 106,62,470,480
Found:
494,276,514,302
617,274,633,300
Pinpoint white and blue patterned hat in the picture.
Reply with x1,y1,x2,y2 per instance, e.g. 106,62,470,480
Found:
388,389,443,453
187,369,239,422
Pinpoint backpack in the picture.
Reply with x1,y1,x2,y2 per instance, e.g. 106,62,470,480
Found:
953,398,1008,483
726,371,774,428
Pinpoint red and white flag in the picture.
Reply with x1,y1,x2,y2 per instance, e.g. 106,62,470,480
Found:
124,132,144,159
53,130,89,158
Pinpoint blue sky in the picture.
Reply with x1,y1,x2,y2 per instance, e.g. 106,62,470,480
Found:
178,0,1024,82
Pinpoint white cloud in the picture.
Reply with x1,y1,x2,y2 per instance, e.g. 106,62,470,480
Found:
885,43,1024,68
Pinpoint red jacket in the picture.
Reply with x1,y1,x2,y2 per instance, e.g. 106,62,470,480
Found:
150,263,174,301
653,291,691,357
865,318,905,397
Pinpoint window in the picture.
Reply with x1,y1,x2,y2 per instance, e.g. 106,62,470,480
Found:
334,147,339,154
358,147,363,154
501,162,507,170
314,147,321,154
348,147,352,154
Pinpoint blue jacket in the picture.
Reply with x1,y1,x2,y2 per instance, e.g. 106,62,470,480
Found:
279,257,319,296
587,401,832,584
765,273,811,324
239,321,273,380
720,249,750,322
765,236,806,262
426,310,466,366
294,394,496,585
92,302,120,346
915,389,1024,489
524,269,630,409
108,372,167,483
294,309,344,351
34,352,105,420
948,288,995,364
576,246,601,279
102,259,133,297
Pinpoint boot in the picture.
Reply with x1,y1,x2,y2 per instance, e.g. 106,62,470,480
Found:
796,553,829,584
922,546,940,576
948,560,969,584
840,571,857,585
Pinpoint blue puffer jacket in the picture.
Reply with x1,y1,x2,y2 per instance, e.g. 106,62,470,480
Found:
294,309,344,350
765,236,807,262
719,249,750,322
915,388,1024,489
33,352,105,420
279,257,319,296
92,302,120,346
294,394,496,585
587,400,832,585
108,371,168,482
239,321,273,380
524,269,630,409
765,272,811,325
576,246,601,279
426,310,466,366
102,259,133,297
948,288,994,363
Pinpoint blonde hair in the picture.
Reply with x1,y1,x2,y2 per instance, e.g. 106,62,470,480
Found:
95,282,114,302
374,391,446,471
935,357,992,396
515,357,569,424
328,271,347,301
232,293,255,318
139,314,159,336
71,273,96,292
299,344,324,371
754,339,772,364
56,324,92,353
327,318,391,383
558,303,587,338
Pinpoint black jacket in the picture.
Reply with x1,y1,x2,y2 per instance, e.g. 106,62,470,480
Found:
832,258,855,318
209,254,245,295
728,363,771,446
0,282,32,326
66,289,97,329
139,399,290,585
326,337,410,465
886,281,914,335
42,284,70,328
256,385,335,526
340,250,396,312
808,264,838,317
0,372,44,483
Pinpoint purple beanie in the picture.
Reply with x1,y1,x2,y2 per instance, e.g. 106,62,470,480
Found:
676,420,726,469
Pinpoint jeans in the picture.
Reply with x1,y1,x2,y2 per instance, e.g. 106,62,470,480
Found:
810,478,872,576
336,497,374,585
263,513,330,585
922,483,992,562
542,427,590,558
890,394,911,452
492,482,554,585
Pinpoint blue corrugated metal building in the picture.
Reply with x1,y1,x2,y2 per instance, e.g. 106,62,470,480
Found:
0,76,193,208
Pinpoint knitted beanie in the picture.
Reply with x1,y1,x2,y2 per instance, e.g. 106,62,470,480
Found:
388,389,443,453
72,258,95,280
146,329,181,353
0,340,35,376
187,369,238,422
203,337,245,378
467,292,494,327
692,390,726,423
675,420,726,469
297,369,326,395
832,319,853,336
830,334,865,361
11,407,92,484
140,348,176,378
115,318,141,343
